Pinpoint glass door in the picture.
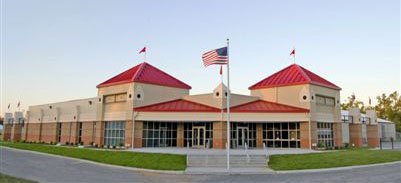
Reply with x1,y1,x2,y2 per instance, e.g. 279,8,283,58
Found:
159,127,168,147
192,126,206,148
237,127,249,149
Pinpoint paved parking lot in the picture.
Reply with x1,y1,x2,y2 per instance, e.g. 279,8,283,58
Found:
1,147,400,183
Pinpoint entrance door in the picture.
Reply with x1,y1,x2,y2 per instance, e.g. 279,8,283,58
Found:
237,127,249,149
192,126,206,148
159,127,168,147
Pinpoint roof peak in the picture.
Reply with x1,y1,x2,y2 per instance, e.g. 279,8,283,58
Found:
249,63,341,90
97,62,191,89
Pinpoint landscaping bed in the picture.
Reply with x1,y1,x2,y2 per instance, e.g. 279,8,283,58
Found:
0,141,186,171
268,149,401,170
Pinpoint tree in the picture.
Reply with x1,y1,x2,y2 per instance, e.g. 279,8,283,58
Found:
341,93,367,113
375,91,401,132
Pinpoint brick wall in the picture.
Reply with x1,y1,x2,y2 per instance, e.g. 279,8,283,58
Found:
81,122,95,145
256,123,263,148
213,121,227,149
333,123,343,147
133,121,143,148
26,123,42,142
11,124,23,141
124,121,133,148
300,121,316,149
349,124,363,147
367,125,379,148
177,123,184,147
2,124,12,141
41,123,57,143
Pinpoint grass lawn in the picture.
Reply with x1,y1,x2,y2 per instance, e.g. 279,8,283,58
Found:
0,141,186,171
269,149,401,170
0,172,38,183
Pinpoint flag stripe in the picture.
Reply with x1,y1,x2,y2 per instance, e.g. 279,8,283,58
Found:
202,47,228,67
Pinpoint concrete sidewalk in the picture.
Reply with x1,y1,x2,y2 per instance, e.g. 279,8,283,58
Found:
128,147,319,155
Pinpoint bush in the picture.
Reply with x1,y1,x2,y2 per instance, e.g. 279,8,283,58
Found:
65,142,70,145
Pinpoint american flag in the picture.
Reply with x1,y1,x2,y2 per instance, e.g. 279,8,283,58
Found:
202,47,228,67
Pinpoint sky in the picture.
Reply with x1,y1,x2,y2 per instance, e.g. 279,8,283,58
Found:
1,0,400,115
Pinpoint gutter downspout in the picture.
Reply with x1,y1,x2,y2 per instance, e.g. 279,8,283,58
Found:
131,111,139,150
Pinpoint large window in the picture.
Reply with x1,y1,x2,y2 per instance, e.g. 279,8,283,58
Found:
104,93,127,104
230,123,256,148
263,122,300,148
316,95,335,106
184,122,213,148
317,122,334,148
142,122,177,147
104,121,125,147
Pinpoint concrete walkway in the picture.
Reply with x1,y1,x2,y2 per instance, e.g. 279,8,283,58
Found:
128,147,319,155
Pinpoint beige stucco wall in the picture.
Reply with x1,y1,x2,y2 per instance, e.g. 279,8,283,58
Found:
250,84,311,109
309,85,341,123
27,98,97,124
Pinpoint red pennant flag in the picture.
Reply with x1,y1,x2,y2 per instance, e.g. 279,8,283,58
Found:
219,65,223,75
139,47,146,54
290,49,295,57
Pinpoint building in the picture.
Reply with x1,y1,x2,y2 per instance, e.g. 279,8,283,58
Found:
2,62,382,149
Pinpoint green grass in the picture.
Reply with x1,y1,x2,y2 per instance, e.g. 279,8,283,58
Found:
0,172,38,183
269,149,401,170
0,141,186,171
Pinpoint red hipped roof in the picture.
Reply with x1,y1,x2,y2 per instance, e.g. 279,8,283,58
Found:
97,62,191,89
134,99,220,112
249,64,341,90
134,99,308,113
229,100,309,113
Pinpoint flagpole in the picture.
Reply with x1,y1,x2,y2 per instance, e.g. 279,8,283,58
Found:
144,46,147,61
226,38,231,171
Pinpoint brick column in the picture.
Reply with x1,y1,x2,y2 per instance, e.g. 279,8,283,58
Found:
3,124,12,141
367,125,379,148
134,121,143,148
94,121,103,146
333,122,343,148
256,123,263,148
300,121,317,149
213,121,227,149
11,124,23,141
349,123,363,147
124,120,133,148
177,123,184,147
82,122,94,145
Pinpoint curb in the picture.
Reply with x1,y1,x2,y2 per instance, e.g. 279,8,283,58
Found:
1,146,185,175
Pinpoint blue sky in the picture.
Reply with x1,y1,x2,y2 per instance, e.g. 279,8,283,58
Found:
1,0,400,114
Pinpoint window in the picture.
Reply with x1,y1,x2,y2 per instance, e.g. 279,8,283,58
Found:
263,122,300,148
7,118,13,125
104,93,127,104
142,122,177,147
77,122,83,144
317,122,334,148
56,123,62,143
361,117,370,124
342,115,353,123
316,95,335,106
103,121,125,147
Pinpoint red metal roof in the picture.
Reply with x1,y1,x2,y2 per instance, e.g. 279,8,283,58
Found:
97,62,191,89
135,98,308,113
229,100,309,113
134,99,220,112
249,64,341,90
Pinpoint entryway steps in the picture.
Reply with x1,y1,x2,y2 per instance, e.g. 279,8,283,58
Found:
187,154,267,168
